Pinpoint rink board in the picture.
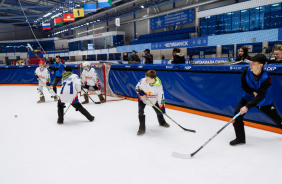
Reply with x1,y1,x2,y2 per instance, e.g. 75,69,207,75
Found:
108,64,282,127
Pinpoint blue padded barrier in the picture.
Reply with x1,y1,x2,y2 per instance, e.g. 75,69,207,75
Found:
0,65,79,84
108,64,282,127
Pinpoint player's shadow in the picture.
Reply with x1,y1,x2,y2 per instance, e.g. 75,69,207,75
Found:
62,117,93,126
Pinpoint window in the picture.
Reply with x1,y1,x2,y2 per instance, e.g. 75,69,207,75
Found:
240,9,249,32
199,3,282,36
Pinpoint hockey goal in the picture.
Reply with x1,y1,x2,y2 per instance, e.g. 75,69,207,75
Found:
78,62,124,102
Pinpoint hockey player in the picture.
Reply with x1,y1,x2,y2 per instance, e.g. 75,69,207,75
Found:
57,66,94,124
135,70,170,136
35,61,52,103
80,62,105,104
231,54,282,146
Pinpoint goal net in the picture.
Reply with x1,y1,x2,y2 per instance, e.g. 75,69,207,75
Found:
78,62,124,102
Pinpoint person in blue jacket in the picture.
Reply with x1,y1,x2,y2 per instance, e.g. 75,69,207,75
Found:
230,54,282,146
46,55,64,101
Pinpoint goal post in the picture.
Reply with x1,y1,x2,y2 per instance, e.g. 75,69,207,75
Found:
78,62,124,102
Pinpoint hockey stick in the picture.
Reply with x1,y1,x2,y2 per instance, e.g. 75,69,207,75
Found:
28,43,58,98
81,88,101,104
37,77,58,98
172,111,242,159
147,99,196,133
64,104,71,115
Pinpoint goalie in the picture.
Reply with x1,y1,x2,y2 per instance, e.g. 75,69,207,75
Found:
35,61,53,103
81,62,105,103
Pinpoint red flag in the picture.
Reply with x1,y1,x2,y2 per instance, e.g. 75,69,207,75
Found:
54,18,63,25
63,13,74,22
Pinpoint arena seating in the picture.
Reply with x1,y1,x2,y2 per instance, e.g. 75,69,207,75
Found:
130,27,195,45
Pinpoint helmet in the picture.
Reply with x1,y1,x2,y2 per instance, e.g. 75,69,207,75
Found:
83,62,90,67
39,61,45,65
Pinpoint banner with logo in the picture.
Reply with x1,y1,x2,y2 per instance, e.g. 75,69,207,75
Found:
151,37,208,50
115,18,120,27
98,0,112,8
63,13,74,21
54,18,63,26
84,3,97,12
150,9,194,30
73,8,84,18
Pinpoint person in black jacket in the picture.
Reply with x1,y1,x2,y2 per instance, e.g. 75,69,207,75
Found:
130,50,141,64
268,45,282,64
230,54,282,146
142,49,153,64
171,47,186,64
235,46,251,61
123,52,129,61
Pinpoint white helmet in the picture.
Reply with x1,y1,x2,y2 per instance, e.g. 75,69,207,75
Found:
83,62,90,67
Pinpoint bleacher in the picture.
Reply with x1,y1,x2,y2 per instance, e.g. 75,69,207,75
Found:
130,27,195,45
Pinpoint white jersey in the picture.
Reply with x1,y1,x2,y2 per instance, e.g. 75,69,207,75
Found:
35,67,50,86
135,77,166,113
81,68,99,86
59,74,81,104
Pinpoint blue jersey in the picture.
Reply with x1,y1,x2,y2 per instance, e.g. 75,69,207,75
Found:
243,67,272,107
54,62,64,77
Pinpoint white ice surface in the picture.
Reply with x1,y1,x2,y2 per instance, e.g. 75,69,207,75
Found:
0,86,281,184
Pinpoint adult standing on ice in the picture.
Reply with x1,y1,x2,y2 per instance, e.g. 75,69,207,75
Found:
135,70,170,136
230,54,282,146
46,55,64,101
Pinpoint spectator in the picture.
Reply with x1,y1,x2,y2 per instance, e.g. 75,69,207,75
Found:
19,59,25,65
46,57,54,65
123,52,129,61
130,50,141,64
235,46,251,61
13,60,19,65
161,55,165,60
171,48,186,64
142,49,153,64
189,54,194,63
268,44,282,64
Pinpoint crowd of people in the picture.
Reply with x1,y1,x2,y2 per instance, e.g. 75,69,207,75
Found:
121,45,282,65
7,44,282,66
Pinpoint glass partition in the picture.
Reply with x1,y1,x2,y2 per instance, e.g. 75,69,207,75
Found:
199,3,282,36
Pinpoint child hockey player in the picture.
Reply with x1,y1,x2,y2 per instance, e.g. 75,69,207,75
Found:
81,62,105,103
135,70,170,136
35,61,52,103
57,66,94,124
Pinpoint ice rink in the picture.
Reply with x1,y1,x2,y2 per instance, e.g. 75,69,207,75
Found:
1,86,281,184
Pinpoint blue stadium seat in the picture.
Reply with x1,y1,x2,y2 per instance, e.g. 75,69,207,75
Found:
130,27,195,45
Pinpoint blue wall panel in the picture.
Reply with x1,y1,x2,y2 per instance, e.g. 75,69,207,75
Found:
109,64,282,127
0,65,79,84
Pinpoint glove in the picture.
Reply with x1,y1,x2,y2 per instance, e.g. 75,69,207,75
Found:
95,81,101,90
82,84,90,90
93,86,99,91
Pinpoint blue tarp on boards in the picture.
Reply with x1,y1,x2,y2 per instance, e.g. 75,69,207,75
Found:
108,64,282,127
0,64,79,84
